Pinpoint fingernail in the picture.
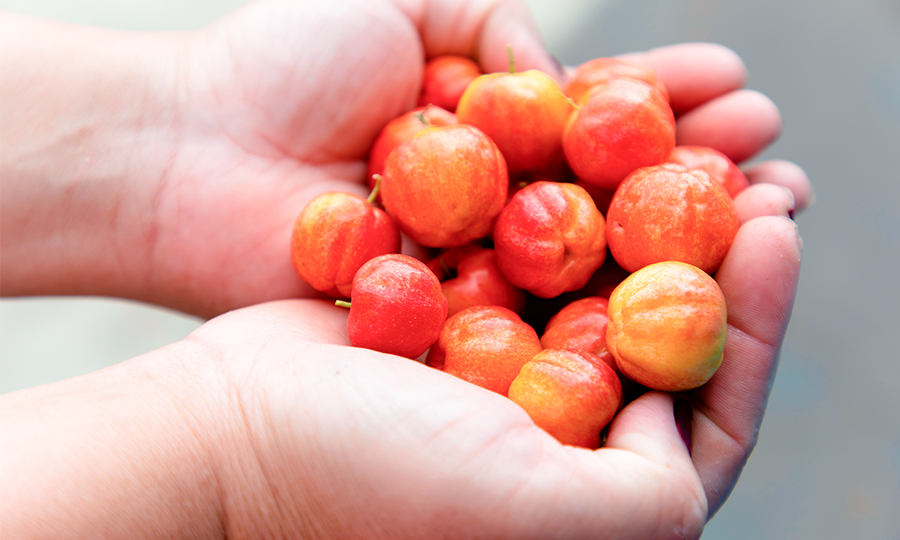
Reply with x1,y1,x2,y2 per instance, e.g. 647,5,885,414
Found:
674,398,693,455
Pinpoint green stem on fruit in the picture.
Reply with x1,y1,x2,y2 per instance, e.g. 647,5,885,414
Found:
439,257,452,279
335,300,352,309
413,104,432,127
507,45,516,74
564,94,581,111
368,175,382,204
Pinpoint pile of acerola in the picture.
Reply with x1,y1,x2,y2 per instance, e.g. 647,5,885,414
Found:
291,51,743,449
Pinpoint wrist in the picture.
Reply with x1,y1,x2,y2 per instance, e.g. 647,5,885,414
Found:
0,340,227,539
0,13,184,301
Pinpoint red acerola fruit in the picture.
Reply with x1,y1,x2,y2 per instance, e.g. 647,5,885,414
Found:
417,55,482,112
563,78,675,190
493,181,607,298
343,254,448,359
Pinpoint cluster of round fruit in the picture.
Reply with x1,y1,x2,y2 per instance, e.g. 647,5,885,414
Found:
290,51,745,449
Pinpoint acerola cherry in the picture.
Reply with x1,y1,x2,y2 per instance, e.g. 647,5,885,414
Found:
564,57,669,105
606,261,727,392
417,55,482,112
439,248,526,317
493,181,607,298
540,296,616,373
366,105,458,191
380,124,508,248
456,56,571,173
426,305,542,395
290,186,400,298
563,78,675,190
342,254,448,359
508,348,622,449
666,145,750,198
606,163,740,274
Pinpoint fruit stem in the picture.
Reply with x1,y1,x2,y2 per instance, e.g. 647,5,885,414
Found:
564,94,581,111
506,45,516,74
368,175,382,204
335,300,352,309
413,104,432,127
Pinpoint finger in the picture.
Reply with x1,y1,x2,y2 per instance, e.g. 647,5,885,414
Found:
618,43,747,114
675,89,782,164
690,216,802,516
390,0,561,79
733,183,795,223
744,159,815,214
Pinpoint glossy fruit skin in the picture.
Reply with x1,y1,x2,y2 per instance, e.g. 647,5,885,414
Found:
380,124,508,248
493,181,606,298
440,248,526,317
563,78,676,190
290,192,400,298
508,348,622,449
346,254,448,359
564,57,669,104
426,305,542,395
607,261,727,392
540,297,616,373
456,69,572,173
366,106,458,190
606,163,740,274
417,55,481,112
666,145,750,198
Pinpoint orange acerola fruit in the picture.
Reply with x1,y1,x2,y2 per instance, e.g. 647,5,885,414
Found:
366,105,458,190
666,145,750,198
417,55,482,112
426,305,542,395
606,261,727,392
540,297,616,373
440,248,526,318
493,181,606,298
606,163,740,274
563,78,675,190
380,124,508,248
456,68,572,173
508,348,622,449
290,191,400,298
564,57,669,105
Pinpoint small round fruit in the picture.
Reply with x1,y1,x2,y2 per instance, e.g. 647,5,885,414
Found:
457,68,572,173
666,145,750,198
366,105,458,190
345,254,448,359
564,57,669,104
380,124,508,248
493,181,606,298
439,248,526,318
606,261,727,392
606,163,740,274
540,297,616,373
417,55,482,112
426,305,542,395
563,78,675,190
508,348,622,449
290,191,400,298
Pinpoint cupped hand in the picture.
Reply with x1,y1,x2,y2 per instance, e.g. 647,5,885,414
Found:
177,200,800,538
146,1,812,319
143,0,557,317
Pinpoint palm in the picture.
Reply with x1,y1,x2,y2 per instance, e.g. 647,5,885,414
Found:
194,299,707,538
149,0,424,317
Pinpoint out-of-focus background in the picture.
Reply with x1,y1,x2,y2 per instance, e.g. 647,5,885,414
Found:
1,0,898,537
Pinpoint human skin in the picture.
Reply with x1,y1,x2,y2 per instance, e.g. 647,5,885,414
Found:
0,13,808,320
0,0,811,536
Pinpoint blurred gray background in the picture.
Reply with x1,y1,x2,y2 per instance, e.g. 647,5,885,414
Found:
1,0,898,538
